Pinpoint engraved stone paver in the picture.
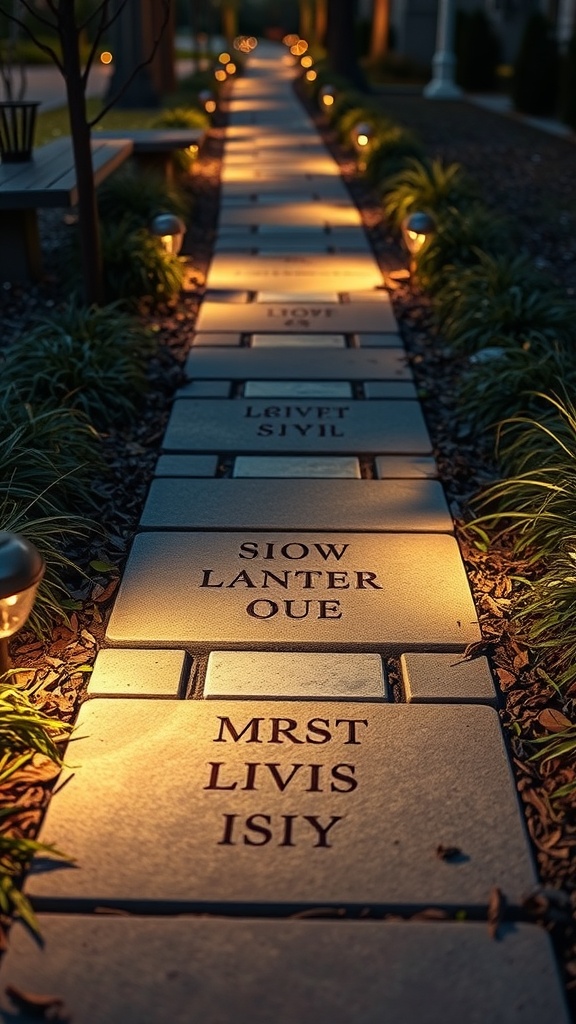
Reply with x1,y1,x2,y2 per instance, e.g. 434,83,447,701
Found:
219,202,362,227
87,649,188,698
257,291,339,302
400,653,498,706
376,456,438,478
204,651,385,699
243,381,353,398
164,400,431,455
154,455,218,477
205,254,383,292
105,532,479,649
251,333,346,347
27,700,532,909
181,350,411,383
139,479,453,532
195,300,396,334
233,457,361,478
1,918,568,1024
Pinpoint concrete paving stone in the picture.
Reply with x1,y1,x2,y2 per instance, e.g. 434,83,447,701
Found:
232,456,361,478
154,455,219,477
164,399,430,454
364,381,418,399
203,289,251,303
27,700,532,909
139,478,453,533
257,225,330,235
181,349,411,383
214,243,255,254
105,531,478,650
218,202,362,228
251,333,346,347
0,918,568,1024
253,242,333,253
376,455,438,478
243,382,353,398
354,333,403,347
205,254,383,292
178,381,232,397
204,651,385,699
195,299,397,334
256,291,340,302
191,333,243,347
400,653,498,706
87,648,188,698
348,290,392,302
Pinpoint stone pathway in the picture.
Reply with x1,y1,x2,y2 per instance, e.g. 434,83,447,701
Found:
1,44,571,1024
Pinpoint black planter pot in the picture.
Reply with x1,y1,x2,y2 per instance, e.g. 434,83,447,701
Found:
0,101,40,162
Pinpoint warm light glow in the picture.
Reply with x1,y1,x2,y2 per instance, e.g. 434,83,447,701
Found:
150,213,186,256
305,70,317,81
215,69,227,82
185,144,198,158
290,39,308,56
205,99,216,114
300,55,313,68
248,37,258,49
219,51,231,64
407,230,426,252
283,33,299,46
99,50,113,65
226,62,237,74
0,590,37,639
357,133,369,147
322,94,334,107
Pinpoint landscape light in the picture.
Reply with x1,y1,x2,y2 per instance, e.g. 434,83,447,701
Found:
283,34,299,47
215,69,227,82
198,90,216,114
300,55,313,68
149,213,186,256
401,211,436,256
319,85,336,110
226,62,237,75
352,121,374,151
305,70,317,82
218,52,231,64
99,51,113,65
0,532,44,675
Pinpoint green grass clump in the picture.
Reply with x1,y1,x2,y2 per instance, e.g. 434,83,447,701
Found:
101,221,185,305
415,205,512,294
2,303,154,430
151,106,209,172
381,157,478,232
97,166,189,229
364,127,425,186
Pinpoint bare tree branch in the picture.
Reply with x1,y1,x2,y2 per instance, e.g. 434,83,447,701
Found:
0,0,57,32
80,0,131,34
89,0,171,126
0,5,64,72
81,0,111,87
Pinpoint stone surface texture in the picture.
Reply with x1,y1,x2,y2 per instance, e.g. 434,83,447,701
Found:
233,456,361,478
195,300,397,334
204,651,386,700
1,918,568,1024
400,653,497,705
87,649,188,698
181,349,412,383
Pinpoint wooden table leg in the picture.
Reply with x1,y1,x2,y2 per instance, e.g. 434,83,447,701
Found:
0,208,43,282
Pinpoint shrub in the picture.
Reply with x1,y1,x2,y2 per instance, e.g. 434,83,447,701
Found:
365,127,425,186
1,303,155,430
151,106,209,173
513,13,558,115
417,207,513,294
98,167,189,229
101,220,185,305
456,9,501,91
381,157,478,232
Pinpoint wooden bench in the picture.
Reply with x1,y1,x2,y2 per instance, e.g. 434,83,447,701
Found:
95,128,205,182
0,136,133,282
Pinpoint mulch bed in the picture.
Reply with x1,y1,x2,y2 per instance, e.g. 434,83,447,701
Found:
2,78,576,1014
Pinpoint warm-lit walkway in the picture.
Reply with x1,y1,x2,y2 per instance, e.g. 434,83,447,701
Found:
0,43,569,1024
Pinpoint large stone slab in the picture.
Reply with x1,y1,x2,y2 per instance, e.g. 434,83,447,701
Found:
376,455,438,478
195,300,396,334
164,399,430,455
154,454,218,477
233,456,361,477
27,700,532,909
252,333,346,347
139,479,453,532
204,651,386,700
206,254,383,291
1,918,567,1024
191,333,243,346
218,201,362,227
181,350,411,383
105,532,479,650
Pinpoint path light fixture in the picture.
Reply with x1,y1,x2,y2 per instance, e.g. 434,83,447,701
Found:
214,69,227,83
300,55,313,69
352,121,374,172
319,85,336,111
226,62,237,76
0,532,44,676
401,211,436,275
305,70,317,82
198,90,216,115
149,213,186,255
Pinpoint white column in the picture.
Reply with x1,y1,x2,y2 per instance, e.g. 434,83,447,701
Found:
423,0,462,100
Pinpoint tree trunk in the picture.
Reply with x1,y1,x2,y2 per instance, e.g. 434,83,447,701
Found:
58,2,104,306
221,2,238,45
315,0,328,47
299,0,313,40
150,0,175,94
325,0,367,88
369,0,390,63
106,0,160,108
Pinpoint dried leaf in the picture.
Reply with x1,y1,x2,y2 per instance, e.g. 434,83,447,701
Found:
5,984,70,1021
538,709,573,733
487,887,505,940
